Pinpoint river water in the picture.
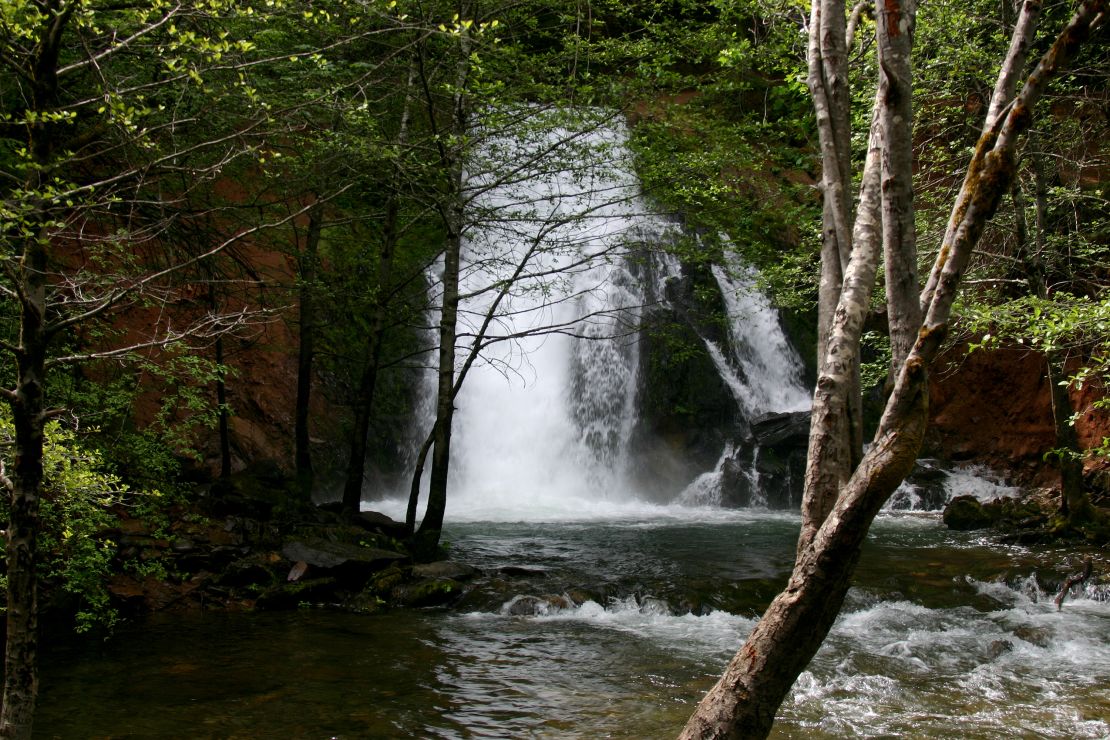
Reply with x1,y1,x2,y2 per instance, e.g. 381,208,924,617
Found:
37,507,1110,738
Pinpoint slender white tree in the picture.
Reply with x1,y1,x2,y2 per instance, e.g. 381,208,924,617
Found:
680,0,1106,736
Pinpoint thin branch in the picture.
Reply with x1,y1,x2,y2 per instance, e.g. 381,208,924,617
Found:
44,187,350,337
57,3,183,77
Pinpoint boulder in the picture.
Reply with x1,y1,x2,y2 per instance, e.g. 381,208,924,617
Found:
280,539,406,589
750,410,811,448
412,561,479,581
902,459,951,510
281,539,406,570
354,510,409,539
942,495,995,531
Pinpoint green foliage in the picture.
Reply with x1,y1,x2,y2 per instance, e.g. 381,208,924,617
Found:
860,331,892,395
43,346,235,491
0,413,164,632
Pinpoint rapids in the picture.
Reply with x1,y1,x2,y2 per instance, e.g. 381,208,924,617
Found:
37,510,1110,738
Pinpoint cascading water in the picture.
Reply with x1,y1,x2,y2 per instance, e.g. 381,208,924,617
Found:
667,244,812,507
405,110,669,520
386,108,820,520
709,252,810,418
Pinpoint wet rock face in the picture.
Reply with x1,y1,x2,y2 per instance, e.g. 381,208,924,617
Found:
749,411,810,448
630,304,738,500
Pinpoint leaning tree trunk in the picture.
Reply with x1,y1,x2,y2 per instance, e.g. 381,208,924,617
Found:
680,1,1102,736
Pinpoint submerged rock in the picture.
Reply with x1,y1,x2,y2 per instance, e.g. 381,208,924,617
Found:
254,577,339,609
392,578,464,608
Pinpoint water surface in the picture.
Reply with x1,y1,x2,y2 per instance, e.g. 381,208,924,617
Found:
37,511,1109,738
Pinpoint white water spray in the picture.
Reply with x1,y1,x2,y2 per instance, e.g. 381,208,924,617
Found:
401,110,670,521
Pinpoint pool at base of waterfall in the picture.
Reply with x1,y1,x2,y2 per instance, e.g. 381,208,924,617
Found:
37,511,1109,738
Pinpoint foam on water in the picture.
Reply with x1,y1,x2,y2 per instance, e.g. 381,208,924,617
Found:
782,580,1110,737
447,564,1110,739
370,492,802,524
944,463,1022,502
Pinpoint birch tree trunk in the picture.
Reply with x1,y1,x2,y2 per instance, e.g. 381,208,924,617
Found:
679,1,1105,737
802,0,865,539
876,0,920,372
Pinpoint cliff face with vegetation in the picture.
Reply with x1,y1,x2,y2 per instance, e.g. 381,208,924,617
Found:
928,345,1109,494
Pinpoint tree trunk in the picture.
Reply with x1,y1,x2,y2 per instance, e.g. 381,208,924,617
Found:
799,90,884,553
341,61,416,512
2,10,68,732
877,0,920,373
1046,353,1091,521
417,224,462,539
415,19,472,545
2,238,48,740
681,2,1103,736
805,0,864,529
295,202,324,497
680,371,927,739
406,428,435,534
340,204,399,511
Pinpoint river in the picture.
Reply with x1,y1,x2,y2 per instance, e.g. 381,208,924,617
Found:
36,507,1109,738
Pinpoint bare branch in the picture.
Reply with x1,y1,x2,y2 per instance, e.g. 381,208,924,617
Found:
44,187,350,337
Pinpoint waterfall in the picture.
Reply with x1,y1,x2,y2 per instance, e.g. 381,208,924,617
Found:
392,108,814,519
710,253,810,417
424,110,666,517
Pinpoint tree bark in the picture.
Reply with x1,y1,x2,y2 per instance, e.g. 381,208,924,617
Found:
341,61,417,513
877,0,920,372
800,91,884,552
805,0,864,526
2,237,48,740
1,7,69,733
681,1,1105,736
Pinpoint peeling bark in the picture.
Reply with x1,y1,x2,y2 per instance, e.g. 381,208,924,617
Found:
680,2,1105,736
877,0,920,372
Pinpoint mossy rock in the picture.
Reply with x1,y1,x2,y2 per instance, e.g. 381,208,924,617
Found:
392,578,464,608
943,495,996,531
254,577,339,610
